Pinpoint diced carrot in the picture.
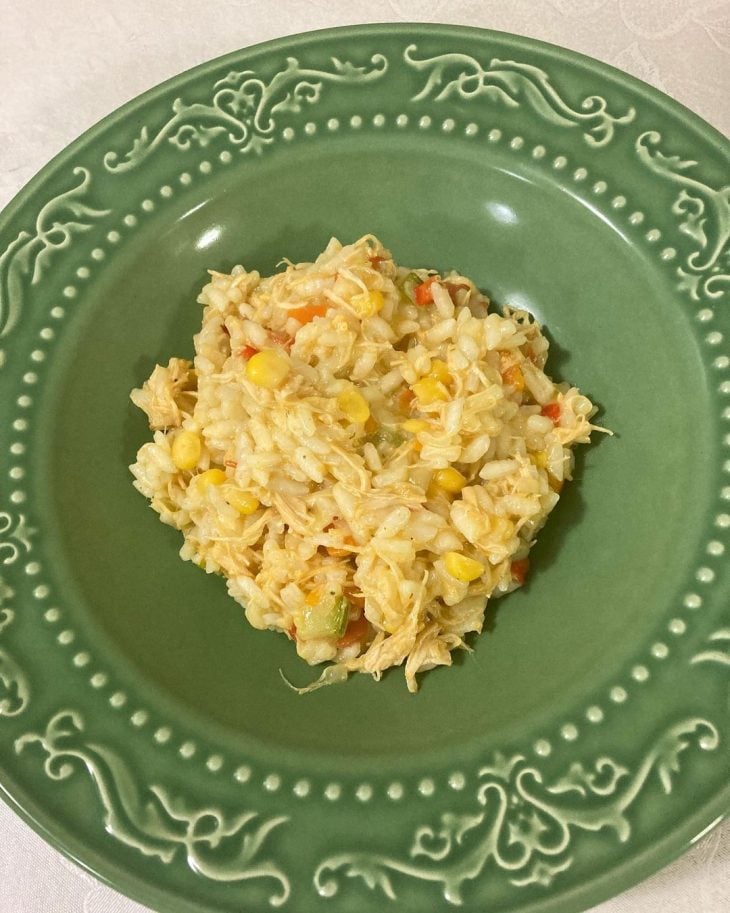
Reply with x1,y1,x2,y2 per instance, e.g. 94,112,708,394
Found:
239,345,259,359
501,364,525,392
414,276,437,305
305,587,323,606
541,403,561,423
326,535,355,558
397,387,415,411
336,613,369,649
511,558,530,585
288,303,328,324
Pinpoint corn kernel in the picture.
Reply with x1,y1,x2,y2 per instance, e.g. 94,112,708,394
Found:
433,467,467,493
413,376,449,404
337,388,370,423
444,552,484,582
171,430,201,470
245,349,290,388
224,486,260,515
351,289,384,317
532,450,548,470
490,516,514,539
195,468,227,492
402,418,429,433
430,359,451,383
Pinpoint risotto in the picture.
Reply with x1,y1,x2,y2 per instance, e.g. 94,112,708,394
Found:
130,235,601,692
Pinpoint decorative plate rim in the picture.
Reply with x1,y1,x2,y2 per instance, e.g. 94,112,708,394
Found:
1,21,728,227
0,21,728,913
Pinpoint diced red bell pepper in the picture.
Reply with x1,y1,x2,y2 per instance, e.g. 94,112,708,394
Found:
511,558,530,586
414,276,437,305
336,613,369,648
444,281,470,299
541,402,561,423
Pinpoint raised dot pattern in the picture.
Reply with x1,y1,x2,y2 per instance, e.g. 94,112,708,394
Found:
5,110,728,801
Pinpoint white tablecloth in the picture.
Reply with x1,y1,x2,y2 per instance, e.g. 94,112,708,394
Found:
1,1,728,911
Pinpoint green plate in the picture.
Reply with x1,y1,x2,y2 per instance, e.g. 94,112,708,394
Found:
0,23,728,913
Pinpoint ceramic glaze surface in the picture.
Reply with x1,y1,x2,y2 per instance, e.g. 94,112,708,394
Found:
0,24,727,913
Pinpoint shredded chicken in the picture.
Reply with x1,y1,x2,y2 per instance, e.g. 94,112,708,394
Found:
130,235,603,691
130,358,196,430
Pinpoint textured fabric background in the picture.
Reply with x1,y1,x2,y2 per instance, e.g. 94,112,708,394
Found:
1,1,728,911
